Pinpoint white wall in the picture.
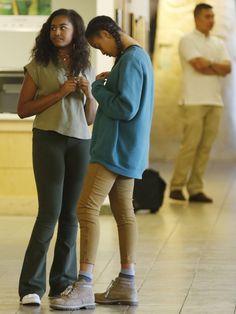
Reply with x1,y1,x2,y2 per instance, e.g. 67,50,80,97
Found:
0,31,36,70
0,16,47,70
128,0,149,25
95,0,115,73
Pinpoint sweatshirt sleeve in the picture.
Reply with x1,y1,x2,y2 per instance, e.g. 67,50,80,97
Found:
92,54,143,121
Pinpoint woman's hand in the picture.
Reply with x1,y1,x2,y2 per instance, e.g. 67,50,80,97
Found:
59,79,78,97
96,71,110,80
77,76,93,99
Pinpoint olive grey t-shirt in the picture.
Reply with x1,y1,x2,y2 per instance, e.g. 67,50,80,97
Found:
25,58,95,139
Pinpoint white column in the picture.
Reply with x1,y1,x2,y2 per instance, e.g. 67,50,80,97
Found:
208,0,236,159
95,0,115,74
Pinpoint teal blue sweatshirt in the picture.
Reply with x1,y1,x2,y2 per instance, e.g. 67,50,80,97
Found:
90,45,154,179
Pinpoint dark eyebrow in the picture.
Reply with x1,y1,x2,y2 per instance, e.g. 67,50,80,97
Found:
51,23,69,27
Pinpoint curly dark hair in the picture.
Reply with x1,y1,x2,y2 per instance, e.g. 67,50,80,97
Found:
85,15,123,61
32,8,90,75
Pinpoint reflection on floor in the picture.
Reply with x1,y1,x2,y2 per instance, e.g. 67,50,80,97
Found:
1,161,236,314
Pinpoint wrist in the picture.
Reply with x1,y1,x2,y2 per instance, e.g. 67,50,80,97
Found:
56,90,64,99
209,59,214,68
85,93,94,101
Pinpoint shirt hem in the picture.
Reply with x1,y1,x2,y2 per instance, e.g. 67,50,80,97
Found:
90,159,143,179
32,126,91,140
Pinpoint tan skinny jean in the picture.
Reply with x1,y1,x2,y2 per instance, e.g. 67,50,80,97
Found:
77,163,137,265
170,105,222,195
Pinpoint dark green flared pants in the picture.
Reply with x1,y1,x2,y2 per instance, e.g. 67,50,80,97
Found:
18,129,90,299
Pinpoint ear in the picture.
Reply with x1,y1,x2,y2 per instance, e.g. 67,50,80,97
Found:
100,30,112,39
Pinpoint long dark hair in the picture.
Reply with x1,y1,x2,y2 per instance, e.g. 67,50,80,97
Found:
85,15,123,61
32,8,90,75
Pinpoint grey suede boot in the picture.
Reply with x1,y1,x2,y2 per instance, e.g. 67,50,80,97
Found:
49,280,95,311
95,277,138,305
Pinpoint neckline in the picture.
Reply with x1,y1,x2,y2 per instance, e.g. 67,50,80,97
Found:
194,29,210,38
123,44,141,52
114,45,141,66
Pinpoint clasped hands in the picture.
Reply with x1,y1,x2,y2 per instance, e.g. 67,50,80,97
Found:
60,75,92,98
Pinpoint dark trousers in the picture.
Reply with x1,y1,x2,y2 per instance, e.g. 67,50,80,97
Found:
18,129,90,298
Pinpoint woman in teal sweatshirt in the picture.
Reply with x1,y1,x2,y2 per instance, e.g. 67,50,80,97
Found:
50,15,154,311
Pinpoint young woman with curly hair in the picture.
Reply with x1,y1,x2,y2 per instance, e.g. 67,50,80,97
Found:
17,8,96,306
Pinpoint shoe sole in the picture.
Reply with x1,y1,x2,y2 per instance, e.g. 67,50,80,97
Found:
169,196,187,202
50,303,96,310
189,199,213,203
20,293,41,306
95,299,138,306
21,302,41,306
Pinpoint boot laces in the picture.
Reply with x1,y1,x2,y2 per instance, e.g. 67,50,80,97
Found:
105,280,115,297
61,284,74,296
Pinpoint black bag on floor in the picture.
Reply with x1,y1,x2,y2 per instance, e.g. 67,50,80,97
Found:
133,169,166,213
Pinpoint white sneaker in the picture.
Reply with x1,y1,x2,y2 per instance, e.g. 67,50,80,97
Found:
21,293,41,306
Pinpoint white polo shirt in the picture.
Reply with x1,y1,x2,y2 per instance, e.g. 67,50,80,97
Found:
179,29,230,106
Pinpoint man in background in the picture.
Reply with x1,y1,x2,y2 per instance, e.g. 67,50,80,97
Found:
169,3,231,203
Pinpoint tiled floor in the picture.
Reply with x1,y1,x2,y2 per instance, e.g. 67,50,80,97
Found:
1,161,236,314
